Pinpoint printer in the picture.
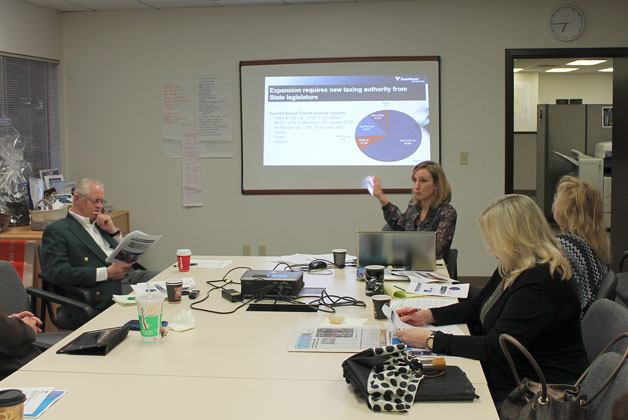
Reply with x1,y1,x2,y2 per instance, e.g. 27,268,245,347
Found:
554,141,611,228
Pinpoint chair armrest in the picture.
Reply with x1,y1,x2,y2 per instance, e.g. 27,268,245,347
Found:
620,250,628,273
26,287,96,319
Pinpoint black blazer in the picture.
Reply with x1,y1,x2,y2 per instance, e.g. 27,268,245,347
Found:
430,264,588,403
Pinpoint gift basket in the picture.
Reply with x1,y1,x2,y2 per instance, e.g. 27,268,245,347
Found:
0,118,31,226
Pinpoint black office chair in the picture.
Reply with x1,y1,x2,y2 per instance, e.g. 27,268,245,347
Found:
0,261,94,349
445,248,458,280
38,248,101,330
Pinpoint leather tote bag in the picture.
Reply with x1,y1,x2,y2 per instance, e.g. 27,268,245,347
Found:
498,332,627,420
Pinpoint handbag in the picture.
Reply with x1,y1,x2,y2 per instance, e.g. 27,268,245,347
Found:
498,332,627,420
342,344,477,412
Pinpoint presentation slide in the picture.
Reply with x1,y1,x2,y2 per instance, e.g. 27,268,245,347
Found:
240,58,440,193
264,75,431,166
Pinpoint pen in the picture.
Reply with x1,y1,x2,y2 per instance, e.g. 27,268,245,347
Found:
393,285,405,291
172,263,198,267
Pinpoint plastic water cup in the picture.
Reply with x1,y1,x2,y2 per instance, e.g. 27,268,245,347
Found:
176,249,192,272
136,293,164,346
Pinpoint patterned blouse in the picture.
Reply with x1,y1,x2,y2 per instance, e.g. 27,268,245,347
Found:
382,200,457,259
557,232,609,317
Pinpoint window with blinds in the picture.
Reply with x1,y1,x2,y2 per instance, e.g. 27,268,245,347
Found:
0,54,61,175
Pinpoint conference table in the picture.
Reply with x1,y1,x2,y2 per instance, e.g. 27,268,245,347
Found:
1,256,499,419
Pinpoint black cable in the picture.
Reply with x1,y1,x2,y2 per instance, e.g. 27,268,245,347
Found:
189,266,253,314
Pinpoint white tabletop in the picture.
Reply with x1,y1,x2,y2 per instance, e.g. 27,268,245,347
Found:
3,256,498,419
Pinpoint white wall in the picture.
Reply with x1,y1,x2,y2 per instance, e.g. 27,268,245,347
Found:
0,0,61,59
60,0,628,275
539,73,613,104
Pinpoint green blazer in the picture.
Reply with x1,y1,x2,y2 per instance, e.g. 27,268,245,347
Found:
41,214,121,311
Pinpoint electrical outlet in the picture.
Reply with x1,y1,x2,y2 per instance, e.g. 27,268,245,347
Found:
258,244,267,256
460,152,469,166
242,244,251,256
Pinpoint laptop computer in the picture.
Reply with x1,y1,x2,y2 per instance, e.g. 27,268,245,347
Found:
357,231,436,271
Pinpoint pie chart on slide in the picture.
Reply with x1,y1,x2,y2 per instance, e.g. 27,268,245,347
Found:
355,110,421,162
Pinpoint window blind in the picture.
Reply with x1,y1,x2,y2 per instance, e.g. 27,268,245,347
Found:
0,54,61,175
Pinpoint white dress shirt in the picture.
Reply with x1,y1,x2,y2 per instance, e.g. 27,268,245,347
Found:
69,209,119,282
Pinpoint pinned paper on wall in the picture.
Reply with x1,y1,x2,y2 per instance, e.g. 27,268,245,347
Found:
161,76,233,159
182,128,203,207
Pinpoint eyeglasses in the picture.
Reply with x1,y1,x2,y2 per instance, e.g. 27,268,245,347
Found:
81,195,106,205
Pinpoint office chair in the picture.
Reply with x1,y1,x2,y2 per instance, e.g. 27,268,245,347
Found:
0,261,93,349
596,269,619,301
579,346,627,420
37,247,101,330
445,248,458,280
581,298,628,362
615,272,628,308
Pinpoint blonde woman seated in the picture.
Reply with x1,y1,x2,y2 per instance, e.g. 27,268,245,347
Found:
395,195,587,405
553,175,610,316
372,161,456,259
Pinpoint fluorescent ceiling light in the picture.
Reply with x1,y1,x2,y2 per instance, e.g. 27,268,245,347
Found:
546,68,578,73
567,59,607,66
513,68,523,72
598,67,613,73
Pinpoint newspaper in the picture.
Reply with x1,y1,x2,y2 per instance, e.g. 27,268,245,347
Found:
105,230,161,264
288,326,391,352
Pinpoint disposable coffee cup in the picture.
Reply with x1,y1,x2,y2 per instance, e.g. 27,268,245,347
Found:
372,294,391,320
0,389,26,420
332,248,347,269
364,265,385,296
136,293,164,346
176,249,192,272
166,280,183,303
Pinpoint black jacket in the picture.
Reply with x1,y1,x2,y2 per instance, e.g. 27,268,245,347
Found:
430,264,588,403
0,315,41,380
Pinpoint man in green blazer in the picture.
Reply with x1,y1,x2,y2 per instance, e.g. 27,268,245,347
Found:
41,178,157,328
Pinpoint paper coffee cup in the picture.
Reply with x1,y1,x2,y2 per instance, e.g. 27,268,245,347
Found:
176,249,192,272
0,389,26,420
364,265,385,296
332,248,347,268
166,280,183,303
372,294,391,320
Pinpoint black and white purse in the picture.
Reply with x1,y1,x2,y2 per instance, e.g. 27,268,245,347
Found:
342,344,477,412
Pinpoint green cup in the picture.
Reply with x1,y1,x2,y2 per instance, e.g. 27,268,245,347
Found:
136,293,164,346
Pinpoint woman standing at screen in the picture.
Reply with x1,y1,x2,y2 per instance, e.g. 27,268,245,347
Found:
394,195,587,406
552,175,610,316
371,160,456,259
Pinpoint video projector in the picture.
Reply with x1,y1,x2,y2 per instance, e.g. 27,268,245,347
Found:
240,270,304,298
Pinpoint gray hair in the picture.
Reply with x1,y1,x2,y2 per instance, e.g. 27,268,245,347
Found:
75,178,104,196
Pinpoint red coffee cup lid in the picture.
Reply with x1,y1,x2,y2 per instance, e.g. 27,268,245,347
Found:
176,249,191,256
0,389,26,407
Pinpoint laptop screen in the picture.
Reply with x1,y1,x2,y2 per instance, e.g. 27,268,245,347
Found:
357,231,436,270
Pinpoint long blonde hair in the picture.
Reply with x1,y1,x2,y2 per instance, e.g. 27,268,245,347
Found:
410,161,452,208
479,194,571,288
553,176,611,264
